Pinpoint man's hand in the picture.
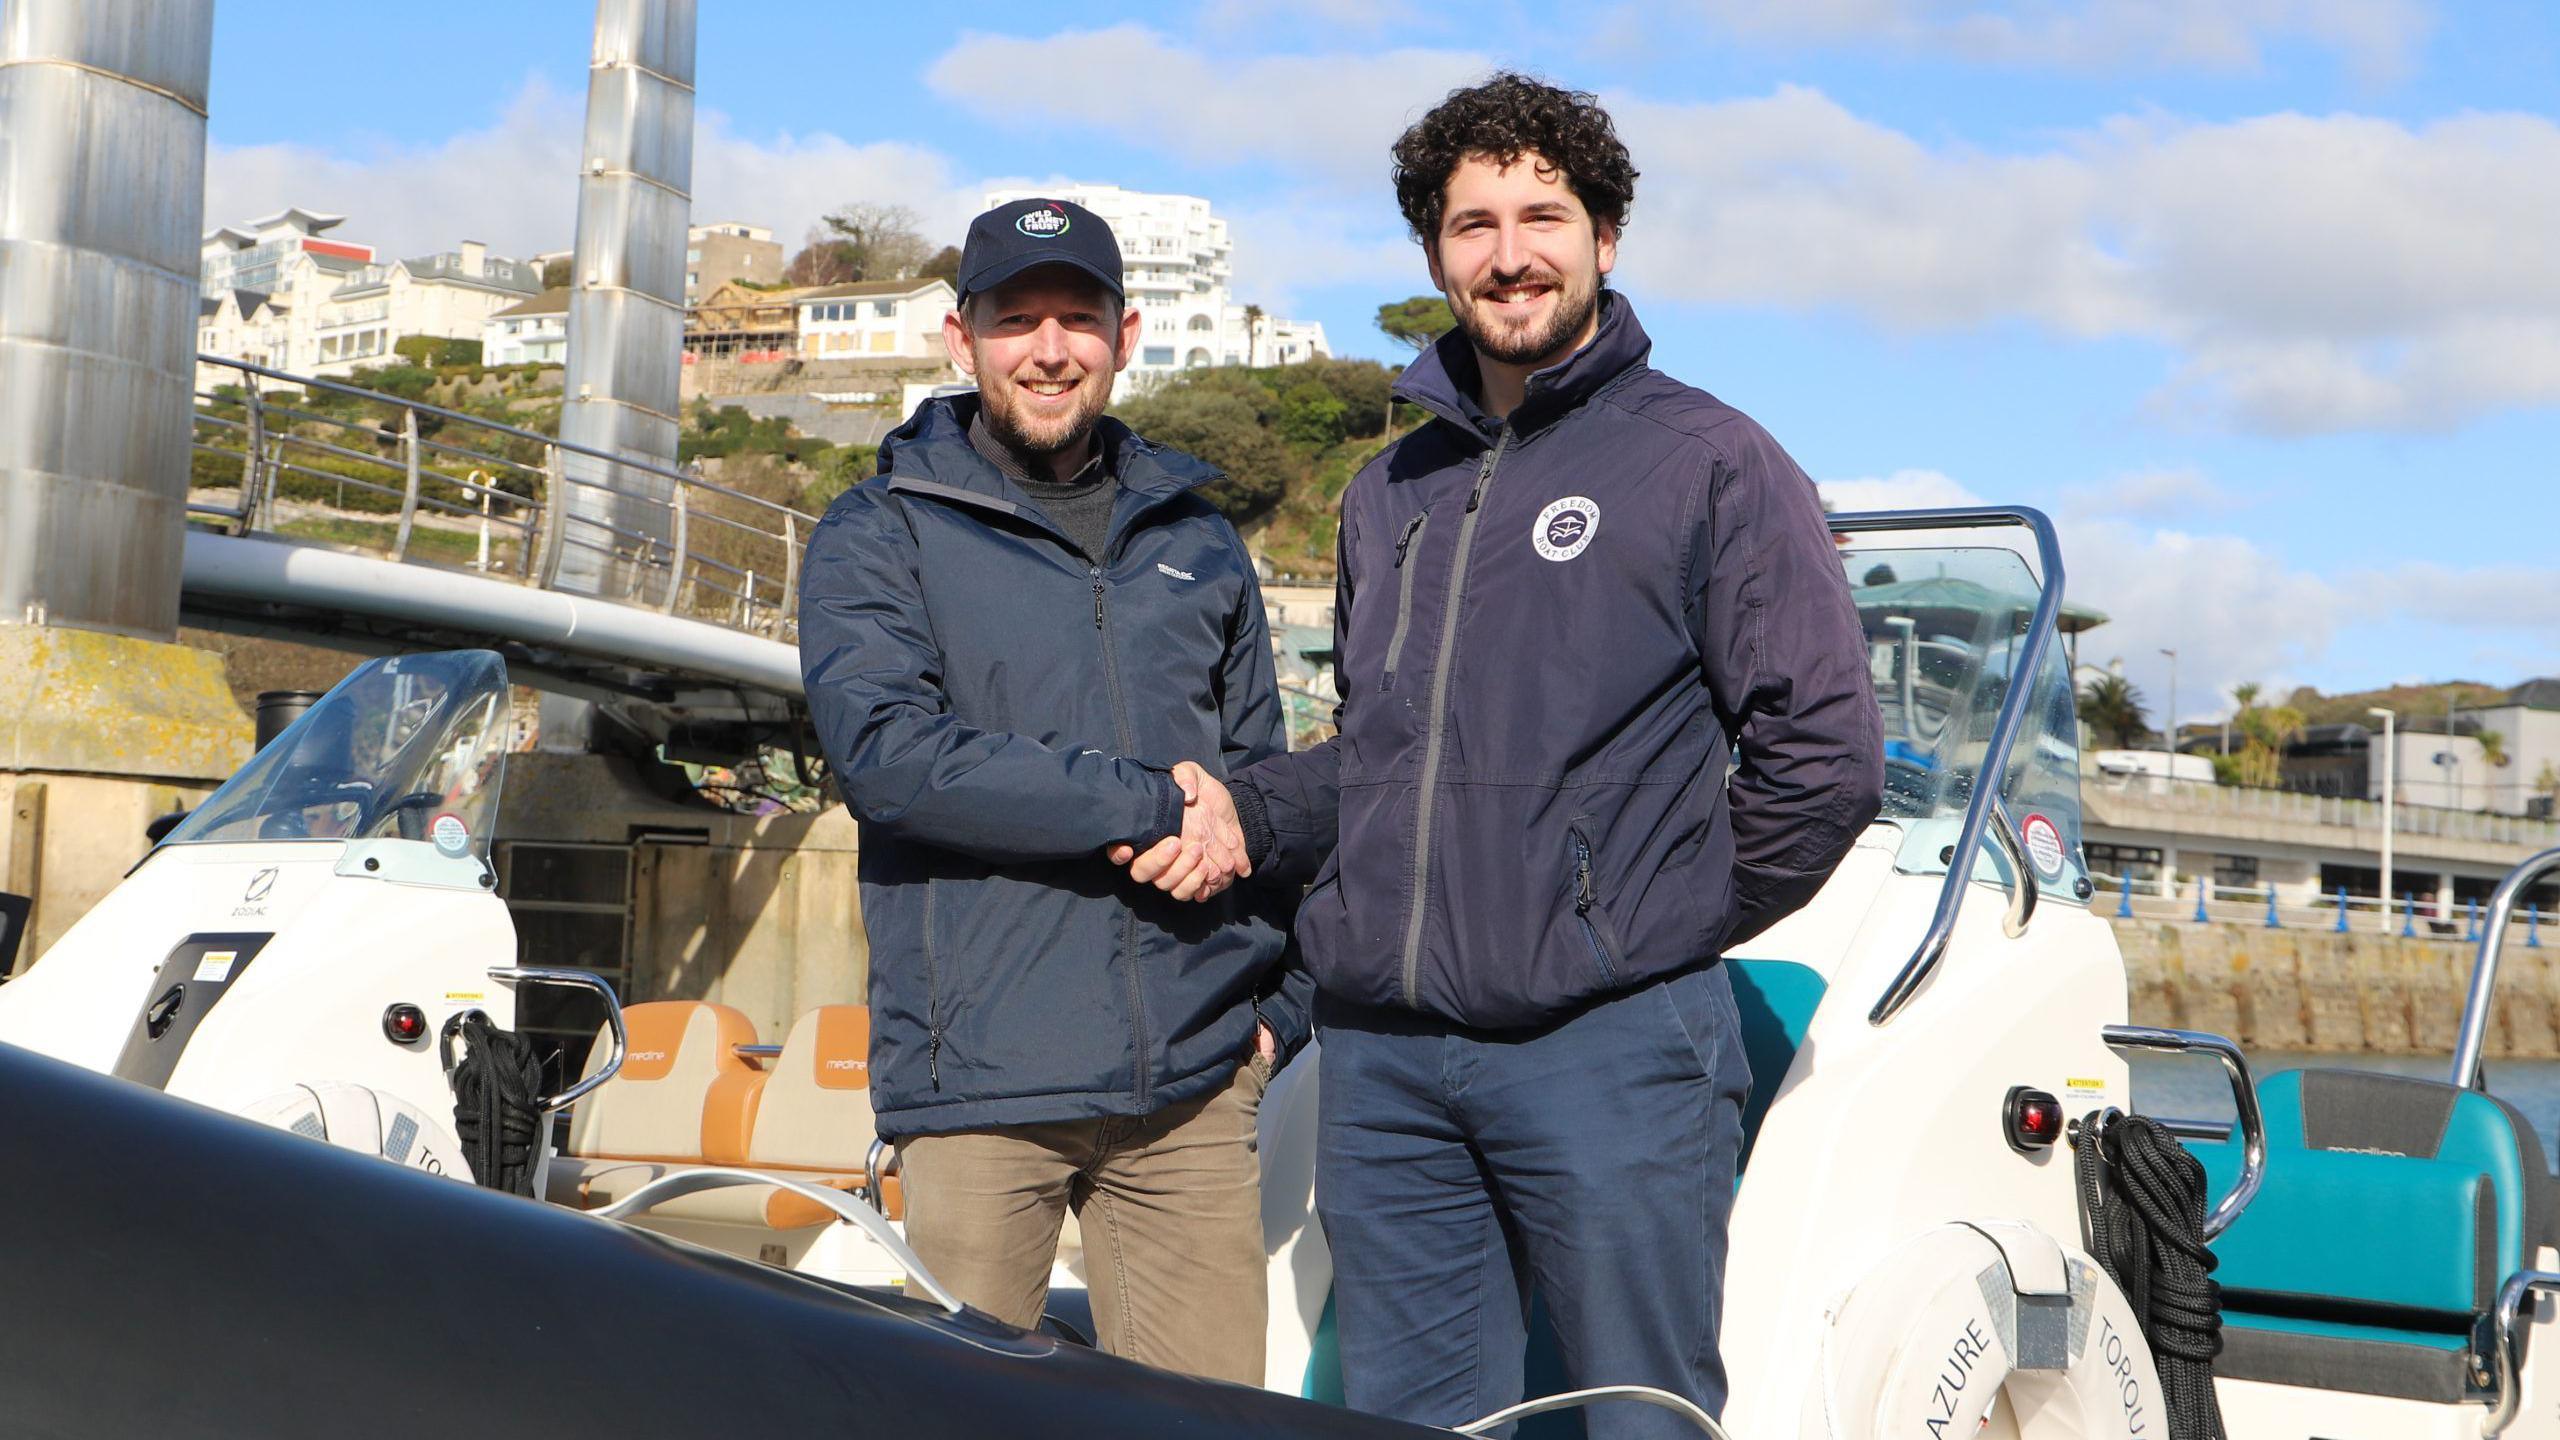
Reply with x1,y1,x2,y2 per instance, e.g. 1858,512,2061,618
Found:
1106,761,1250,901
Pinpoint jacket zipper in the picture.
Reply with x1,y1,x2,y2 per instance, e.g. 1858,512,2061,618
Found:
1398,425,1511,1008
1379,510,1431,691
1092,561,1153,1110
1571,831,1619,983
923,880,943,1088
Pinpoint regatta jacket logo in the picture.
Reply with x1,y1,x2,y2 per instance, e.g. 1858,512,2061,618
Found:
1157,562,1196,581
1532,497,1600,562
1016,205,1070,238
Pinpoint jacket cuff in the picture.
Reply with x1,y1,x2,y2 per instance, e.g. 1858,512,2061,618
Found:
1132,767,1187,850
1229,776,1276,870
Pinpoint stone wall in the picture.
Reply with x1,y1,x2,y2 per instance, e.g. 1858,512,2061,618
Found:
2118,919,2559,1057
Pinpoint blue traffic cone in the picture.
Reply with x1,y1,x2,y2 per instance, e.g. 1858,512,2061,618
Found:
2334,886,2350,933
2266,883,2281,929
2117,870,2135,919
2402,894,2417,938
2194,876,2210,924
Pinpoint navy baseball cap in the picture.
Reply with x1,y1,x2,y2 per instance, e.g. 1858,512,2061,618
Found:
956,198,1123,305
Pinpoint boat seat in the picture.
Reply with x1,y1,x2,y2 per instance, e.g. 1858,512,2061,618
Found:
1726,958,1826,1169
2192,1069,2554,1404
542,1000,761,1209
573,1004,904,1229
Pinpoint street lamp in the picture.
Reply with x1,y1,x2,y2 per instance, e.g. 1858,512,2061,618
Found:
2369,706,2395,935
2160,647,2179,899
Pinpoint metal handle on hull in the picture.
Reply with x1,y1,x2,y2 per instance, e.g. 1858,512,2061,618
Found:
1836,506,2068,1026
2450,846,2560,1093
2489,1270,2560,1436
589,1167,963,1315
2099,1025,2265,1240
488,966,625,1112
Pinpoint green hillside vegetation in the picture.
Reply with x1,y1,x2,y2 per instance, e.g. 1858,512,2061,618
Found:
2280,681,2514,731
1115,358,1417,579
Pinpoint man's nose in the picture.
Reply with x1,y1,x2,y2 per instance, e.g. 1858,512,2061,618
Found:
1029,318,1074,367
1490,221,1532,278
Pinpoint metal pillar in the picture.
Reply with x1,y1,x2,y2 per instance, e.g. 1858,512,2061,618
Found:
0,1,216,640
554,0,695,603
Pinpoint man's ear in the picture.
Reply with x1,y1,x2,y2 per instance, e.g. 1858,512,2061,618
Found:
1422,235,1448,300
1594,219,1618,280
1113,305,1142,375
942,307,977,378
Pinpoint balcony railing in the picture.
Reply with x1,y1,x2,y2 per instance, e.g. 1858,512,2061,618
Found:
188,353,816,641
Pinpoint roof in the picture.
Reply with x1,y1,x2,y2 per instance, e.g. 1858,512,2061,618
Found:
2509,678,2560,711
491,287,571,319
794,277,954,303
397,253,543,295
306,252,368,275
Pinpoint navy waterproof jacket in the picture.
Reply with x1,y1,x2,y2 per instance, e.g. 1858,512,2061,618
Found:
1237,296,1884,1028
799,396,1312,1137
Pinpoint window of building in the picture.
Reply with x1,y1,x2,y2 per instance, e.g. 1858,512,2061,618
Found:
1188,314,1215,331
2212,854,2260,890
2086,842,2162,887
873,300,896,318
1142,346,1176,366
1186,348,1212,368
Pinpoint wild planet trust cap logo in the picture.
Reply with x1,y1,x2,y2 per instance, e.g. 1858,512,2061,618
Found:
1016,204,1071,238
1533,496,1600,562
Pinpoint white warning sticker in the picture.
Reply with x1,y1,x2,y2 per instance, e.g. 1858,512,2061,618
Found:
2021,813,2067,881
194,950,239,983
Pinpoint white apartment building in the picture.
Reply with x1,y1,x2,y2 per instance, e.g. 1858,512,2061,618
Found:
796,278,953,361
483,288,569,366
980,183,1326,386
196,208,541,382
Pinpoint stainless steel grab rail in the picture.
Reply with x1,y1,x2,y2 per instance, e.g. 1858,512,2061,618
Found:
2099,1025,2266,1240
1830,507,2068,1025
589,1167,963,1315
2451,846,2560,1092
488,966,625,1112
2489,1270,2560,1436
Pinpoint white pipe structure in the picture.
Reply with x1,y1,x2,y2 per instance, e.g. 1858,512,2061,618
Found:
2370,705,2397,934
181,530,802,697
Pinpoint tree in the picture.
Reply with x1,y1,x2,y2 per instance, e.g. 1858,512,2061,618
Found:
2477,728,2510,769
540,256,573,289
2231,694,2307,788
2537,760,2560,804
921,245,963,288
1376,295,1456,351
786,202,933,289
1243,304,1265,364
1113,385,1297,525
2077,673,2150,750
2226,681,2259,754
1277,380,1347,449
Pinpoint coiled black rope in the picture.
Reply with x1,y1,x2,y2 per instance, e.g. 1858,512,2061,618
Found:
445,1014,547,1197
2076,1111,2227,1440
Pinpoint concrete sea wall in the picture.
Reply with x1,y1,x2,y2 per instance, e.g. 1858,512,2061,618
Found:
2118,920,2560,1057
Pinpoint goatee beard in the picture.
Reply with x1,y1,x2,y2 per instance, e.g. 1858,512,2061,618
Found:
1460,282,1599,369
984,380,1110,464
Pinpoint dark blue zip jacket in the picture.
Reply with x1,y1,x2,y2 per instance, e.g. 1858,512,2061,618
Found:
1236,296,1883,1028
799,395,1312,1136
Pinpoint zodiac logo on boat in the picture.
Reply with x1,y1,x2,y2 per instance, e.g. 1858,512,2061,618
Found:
241,868,277,903
1533,497,1600,562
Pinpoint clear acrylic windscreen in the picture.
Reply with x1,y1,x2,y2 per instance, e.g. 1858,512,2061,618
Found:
167,650,511,857
1840,543,2089,901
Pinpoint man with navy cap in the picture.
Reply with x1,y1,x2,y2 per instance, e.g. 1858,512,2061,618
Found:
797,198,1309,1384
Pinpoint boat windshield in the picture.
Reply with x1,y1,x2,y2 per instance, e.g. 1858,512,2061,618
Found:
167,650,511,859
1839,544,2089,902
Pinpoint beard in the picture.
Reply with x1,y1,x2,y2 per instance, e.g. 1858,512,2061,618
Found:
978,367,1114,462
1449,264,1601,369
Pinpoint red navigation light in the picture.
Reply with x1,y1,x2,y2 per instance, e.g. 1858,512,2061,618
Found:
383,1004,429,1045
2004,1086,2064,1152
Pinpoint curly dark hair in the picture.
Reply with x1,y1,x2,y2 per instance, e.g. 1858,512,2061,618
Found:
1391,72,1638,249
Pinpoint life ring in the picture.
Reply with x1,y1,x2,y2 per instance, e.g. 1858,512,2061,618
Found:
1807,1222,2167,1440
240,1083,472,1183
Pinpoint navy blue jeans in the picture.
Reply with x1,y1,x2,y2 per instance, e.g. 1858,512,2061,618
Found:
1315,963,1752,1438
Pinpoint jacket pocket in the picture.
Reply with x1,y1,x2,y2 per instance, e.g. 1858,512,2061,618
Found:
1567,822,1623,986
921,877,945,1090
1379,509,1431,692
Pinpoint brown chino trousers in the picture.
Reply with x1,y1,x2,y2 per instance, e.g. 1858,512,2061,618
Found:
897,1054,1272,1386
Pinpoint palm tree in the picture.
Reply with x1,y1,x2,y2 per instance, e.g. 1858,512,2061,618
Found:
1243,304,1265,366
2226,681,2261,755
2078,673,2151,750
2234,703,2307,788
2477,728,2510,769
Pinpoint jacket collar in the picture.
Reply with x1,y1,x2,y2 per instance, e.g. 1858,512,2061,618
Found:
1392,290,1652,441
878,393,1221,517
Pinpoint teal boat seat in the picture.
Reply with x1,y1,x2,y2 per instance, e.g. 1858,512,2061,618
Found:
1725,958,1826,1169
2188,1069,2555,1404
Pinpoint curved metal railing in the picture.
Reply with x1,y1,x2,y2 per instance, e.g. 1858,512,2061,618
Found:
2450,846,2560,1091
1826,506,2069,1026
188,353,820,640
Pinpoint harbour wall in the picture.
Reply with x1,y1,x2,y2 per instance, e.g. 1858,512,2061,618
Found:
2117,920,2555,1057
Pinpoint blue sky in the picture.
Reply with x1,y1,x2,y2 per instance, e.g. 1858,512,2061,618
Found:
201,0,2560,723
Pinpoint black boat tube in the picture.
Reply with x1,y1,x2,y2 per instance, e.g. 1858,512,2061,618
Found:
0,1041,1433,1439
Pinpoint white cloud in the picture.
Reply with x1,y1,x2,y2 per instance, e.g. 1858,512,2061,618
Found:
205,81,975,274
924,25,1491,181
1682,0,2432,83
2061,467,2234,523
916,27,2560,434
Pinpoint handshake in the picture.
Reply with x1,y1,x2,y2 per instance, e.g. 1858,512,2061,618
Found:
1106,761,1251,902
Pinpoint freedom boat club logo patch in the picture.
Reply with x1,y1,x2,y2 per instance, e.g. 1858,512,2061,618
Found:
1532,496,1600,562
1016,204,1071,238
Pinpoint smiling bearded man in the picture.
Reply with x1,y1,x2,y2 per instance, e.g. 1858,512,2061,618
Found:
796,197,1311,1385
1116,74,1885,1433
